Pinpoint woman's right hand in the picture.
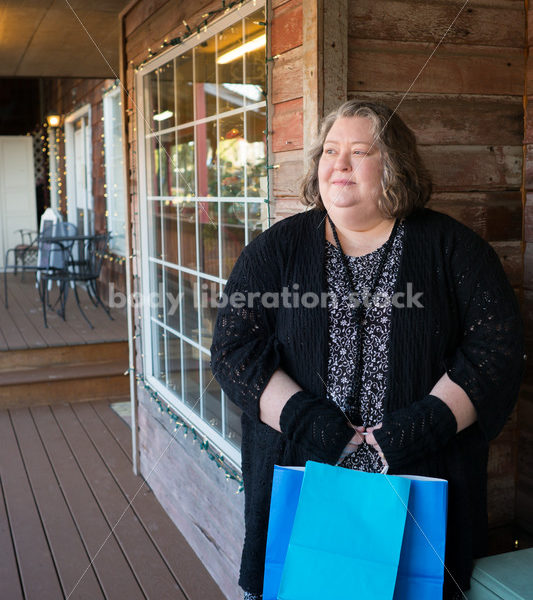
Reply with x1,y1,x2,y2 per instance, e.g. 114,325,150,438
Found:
337,426,366,463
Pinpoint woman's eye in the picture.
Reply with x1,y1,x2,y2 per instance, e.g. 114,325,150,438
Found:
324,148,335,155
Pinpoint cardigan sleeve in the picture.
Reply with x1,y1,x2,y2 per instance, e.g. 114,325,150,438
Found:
445,239,525,441
210,246,281,422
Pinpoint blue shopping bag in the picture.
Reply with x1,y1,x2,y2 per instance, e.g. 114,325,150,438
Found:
263,466,305,600
278,461,412,600
394,475,448,599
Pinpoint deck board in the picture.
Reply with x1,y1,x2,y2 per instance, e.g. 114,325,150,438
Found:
0,399,225,600
0,477,24,600
92,400,133,459
0,411,65,599
1,274,127,350
9,408,105,600
52,403,187,600
76,402,227,600
30,405,145,600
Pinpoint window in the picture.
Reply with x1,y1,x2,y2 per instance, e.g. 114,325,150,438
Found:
103,88,126,254
137,2,267,464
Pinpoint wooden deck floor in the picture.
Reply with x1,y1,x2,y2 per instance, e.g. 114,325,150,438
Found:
0,400,226,600
1,274,127,350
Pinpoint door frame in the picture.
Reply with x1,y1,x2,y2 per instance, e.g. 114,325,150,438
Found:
64,104,92,233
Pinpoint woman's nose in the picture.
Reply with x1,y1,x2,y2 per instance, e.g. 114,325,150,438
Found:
334,150,352,171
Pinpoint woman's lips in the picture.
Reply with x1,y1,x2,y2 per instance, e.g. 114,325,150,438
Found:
332,180,356,185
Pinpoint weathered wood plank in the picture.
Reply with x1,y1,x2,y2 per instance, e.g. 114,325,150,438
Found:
0,478,23,600
52,403,186,600
491,241,522,287
272,45,303,104
428,191,522,242
272,148,304,197
10,408,105,600
125,0,220,65
75,402,226,600
272,0,302,56
272,197,306,222
348,0,525,48
348,91,523,146
124,0,170,38
272,97,303,152
137,395,244,600
420,145,522,190
348,39,524,96
30,405,145,600
0,411,64,599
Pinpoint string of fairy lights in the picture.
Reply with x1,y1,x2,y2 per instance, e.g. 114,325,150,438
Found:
122,0,272,492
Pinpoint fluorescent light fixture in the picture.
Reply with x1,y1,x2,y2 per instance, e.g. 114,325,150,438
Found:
153,110,174,121
217,34,266,65
222,83,263,102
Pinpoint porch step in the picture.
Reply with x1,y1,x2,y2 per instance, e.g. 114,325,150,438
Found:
0,341,130,408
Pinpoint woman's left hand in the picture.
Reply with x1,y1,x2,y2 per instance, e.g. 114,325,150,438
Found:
364,423,389,467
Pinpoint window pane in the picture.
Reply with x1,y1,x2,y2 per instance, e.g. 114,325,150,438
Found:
225,395,242,448
167,330,182,396
182,271,198,342
159,131,177,196
244,12,266,100
196,121,217,197
158,61,176,129
176,126,195,197
149,200,162,259
217,22,244,113
176,51,194,124
152,322,166,382
221,202,245,278
144,70,159,132
178,200,196,269
246,108,267,197
199,201,218,276
220,114,244,197
183,341,200,414
195,38,217,119
202,353,222,433
199,277,218,350
248,202,265,243
162,200,178,264
164,266,180,333
146,136,160,196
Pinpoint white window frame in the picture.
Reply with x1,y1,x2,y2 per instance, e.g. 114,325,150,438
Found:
103,87,126,255
64,103,93,234
136,0,267,467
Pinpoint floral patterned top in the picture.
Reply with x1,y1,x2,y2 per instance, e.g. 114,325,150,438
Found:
325,222,405,472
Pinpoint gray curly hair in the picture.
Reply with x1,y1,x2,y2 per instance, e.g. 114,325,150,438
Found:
300,100,432,218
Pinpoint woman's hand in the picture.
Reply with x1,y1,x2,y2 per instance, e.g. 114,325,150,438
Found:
337,426,367,463
364,423,388,467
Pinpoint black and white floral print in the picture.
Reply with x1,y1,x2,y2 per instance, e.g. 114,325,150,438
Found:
325,222,405,472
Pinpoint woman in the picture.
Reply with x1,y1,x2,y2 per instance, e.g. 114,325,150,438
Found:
210,100,525,600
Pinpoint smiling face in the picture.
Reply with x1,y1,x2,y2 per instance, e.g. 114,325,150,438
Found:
318,116,384,223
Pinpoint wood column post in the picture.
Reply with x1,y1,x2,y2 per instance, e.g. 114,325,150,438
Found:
302,0,347,166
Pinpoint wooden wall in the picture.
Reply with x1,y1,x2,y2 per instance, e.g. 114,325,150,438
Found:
43,78,127,296
347,0,526,546
519,1,533,538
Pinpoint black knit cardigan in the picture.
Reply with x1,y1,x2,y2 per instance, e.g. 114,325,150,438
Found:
210,207,525,597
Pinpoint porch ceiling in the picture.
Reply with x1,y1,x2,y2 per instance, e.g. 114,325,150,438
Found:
0,0,131,78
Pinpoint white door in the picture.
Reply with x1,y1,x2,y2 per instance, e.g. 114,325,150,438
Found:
0,136,37,269
65,105,93,235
